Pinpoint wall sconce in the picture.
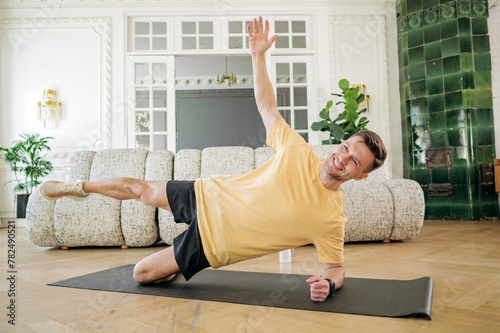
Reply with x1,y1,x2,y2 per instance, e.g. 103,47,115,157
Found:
37,90,62,129
352,84,371,112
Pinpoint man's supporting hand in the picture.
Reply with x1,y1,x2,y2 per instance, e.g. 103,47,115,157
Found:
248,16,278,56
306,275,331,302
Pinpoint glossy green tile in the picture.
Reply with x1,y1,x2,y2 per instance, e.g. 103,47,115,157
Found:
423,8,439,26
424,25,441,43
411,112,429,127
413,149,428,167
410,97,428,115
451,203,473,220
474,71,492,89
429,111,446,130
426,59,443,77
431,167,450,183
401,0,408,15
474,89,493,108
427,76,443,95
448,128,467,146
410,80,427,98
401,33,408,49
443,73,462,92
457,0,471,17
403,49,409,66
440,20,458,39
476,145,495,163
462,89,474,108
407,0,423,14
440,2,457,20
450,167,469,184
443,55,460,74
408,29,424,48
474,53,491,71
474,126,494,145
481,203,500,220
473,36,490,53
425,41,441,60
398,17,408,34
430,130,447,147
458,18,471,35
441,37,460,57
408,63,426,81
445,91,463,110
461,71,474,89
409,46,425,64
423,0,439,9
451,146,469,166
428,93,445,112
414,168,431,184
472,18,488,35
446,109,466,128
408,13,423,30
459,35,472,52
471,0,488,18
460,54,473,71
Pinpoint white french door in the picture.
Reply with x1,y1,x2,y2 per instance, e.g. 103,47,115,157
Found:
126,56,176,152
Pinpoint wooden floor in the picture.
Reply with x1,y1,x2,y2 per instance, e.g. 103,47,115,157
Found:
1,220,500,332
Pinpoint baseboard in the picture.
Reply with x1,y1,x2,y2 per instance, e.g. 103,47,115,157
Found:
0,218,26,228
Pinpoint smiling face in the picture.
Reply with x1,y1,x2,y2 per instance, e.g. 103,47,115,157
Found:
324,136,376,182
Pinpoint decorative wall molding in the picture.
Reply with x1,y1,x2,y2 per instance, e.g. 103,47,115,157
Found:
329,14,392,178
0,0,396,9
1,16,112,156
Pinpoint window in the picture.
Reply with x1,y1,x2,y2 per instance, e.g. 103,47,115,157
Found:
273,56,312,141
132,20,170,51
179,20,216,50
227,20,253,49
128,57,175,151
274,20,308,49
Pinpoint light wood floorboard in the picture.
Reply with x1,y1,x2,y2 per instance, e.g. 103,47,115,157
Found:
1,220,499,332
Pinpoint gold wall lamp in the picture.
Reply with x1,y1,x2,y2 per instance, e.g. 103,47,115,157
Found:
37,90,62,129
352,84,371,112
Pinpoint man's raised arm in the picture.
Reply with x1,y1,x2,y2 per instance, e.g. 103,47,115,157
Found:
248,16,283,133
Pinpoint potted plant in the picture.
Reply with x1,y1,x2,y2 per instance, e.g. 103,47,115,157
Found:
0,133,54,218
311,78,370,144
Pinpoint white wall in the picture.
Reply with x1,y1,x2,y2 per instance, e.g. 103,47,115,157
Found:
0,0,412,217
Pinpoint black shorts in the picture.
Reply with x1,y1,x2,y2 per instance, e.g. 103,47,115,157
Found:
167,180,210,281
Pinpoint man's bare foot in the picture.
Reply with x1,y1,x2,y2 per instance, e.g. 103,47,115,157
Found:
40,180,89,202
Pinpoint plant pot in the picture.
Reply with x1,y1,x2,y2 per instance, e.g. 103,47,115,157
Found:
16,194,30,218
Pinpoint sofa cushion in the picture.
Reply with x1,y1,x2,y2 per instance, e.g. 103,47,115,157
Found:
200,146,255,178
54,149,150,247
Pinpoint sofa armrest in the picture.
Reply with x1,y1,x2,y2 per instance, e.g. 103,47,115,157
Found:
342,181,394,242
26,189,60,247
383,179,425,241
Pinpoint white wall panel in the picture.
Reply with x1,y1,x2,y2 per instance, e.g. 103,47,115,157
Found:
329,15,393,179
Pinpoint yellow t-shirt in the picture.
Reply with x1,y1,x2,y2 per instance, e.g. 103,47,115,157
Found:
194,118,347,268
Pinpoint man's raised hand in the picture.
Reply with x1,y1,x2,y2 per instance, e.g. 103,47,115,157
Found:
248,16,278,56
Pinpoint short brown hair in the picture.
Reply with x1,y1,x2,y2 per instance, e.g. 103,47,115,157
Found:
351,130,387,173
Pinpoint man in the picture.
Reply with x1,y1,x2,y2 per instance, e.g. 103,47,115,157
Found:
41,16,387,303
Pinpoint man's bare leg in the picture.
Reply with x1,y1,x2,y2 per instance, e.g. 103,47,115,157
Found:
43,177,181,283
133,246,181,284
83,178,182,283
82,178,171,211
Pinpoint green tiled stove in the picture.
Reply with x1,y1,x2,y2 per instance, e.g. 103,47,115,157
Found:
396,0,498,220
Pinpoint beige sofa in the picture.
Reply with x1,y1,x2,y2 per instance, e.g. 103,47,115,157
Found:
26,146,425,248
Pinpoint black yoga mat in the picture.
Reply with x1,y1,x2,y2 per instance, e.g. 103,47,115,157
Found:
48,264,433,320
